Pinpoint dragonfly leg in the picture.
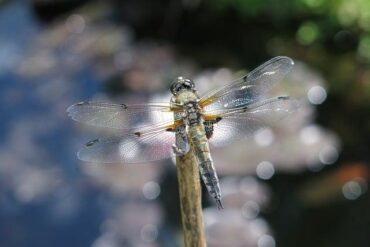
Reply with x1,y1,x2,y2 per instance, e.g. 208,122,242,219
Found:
173,126,190,156
172,144,188,155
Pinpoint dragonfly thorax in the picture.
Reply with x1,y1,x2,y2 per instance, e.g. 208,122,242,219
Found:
183,101,202,125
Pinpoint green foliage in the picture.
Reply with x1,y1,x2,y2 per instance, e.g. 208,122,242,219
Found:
296,21,320,45
210,0,370,32
209,0,370,102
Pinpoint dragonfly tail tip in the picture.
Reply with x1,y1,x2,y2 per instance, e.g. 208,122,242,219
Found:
216,199,224,210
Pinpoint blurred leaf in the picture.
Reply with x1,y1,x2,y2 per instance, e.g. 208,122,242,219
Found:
296,21,320,45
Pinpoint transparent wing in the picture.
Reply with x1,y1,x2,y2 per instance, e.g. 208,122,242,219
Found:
209,118,264,147
208,96,297,147
200,56,294,112
77,121,183,163
67,102,179,130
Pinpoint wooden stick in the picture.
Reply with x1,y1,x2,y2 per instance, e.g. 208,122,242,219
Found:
176,148,207,247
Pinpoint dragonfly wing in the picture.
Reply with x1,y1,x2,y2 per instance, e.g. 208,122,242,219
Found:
200,56,294,112
67,102,177,130
209,118,264,147
77,121,183,163
207,96,297,147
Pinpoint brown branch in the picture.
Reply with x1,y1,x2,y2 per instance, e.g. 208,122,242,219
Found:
176,149,207,247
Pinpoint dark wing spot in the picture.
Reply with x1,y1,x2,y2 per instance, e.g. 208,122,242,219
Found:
215,117,222,122
120,103,128,109
166,128,174,132
134,132,141,137
86,139,99,147
278,96,289,100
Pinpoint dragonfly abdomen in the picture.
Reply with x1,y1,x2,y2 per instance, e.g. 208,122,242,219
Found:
188,123,223,209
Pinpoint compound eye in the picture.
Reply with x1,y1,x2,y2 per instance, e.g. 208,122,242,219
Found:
184,79,194,89
170,77,195,95
170,81,182,95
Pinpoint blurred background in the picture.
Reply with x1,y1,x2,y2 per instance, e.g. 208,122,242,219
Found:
0,0,369,246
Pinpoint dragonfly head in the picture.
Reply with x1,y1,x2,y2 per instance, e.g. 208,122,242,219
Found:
170,76,195,95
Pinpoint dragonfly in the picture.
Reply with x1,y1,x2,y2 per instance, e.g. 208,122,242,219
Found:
67,56,296,209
